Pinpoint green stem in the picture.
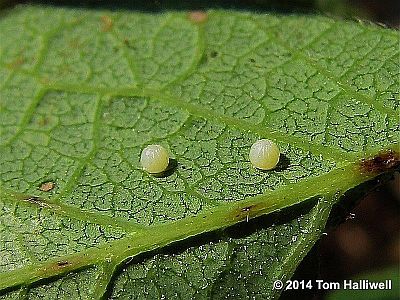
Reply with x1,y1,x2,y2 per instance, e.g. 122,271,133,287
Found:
0,160,376,291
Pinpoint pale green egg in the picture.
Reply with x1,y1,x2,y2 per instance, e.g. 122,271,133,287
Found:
249,139,280,170
140,144,169,174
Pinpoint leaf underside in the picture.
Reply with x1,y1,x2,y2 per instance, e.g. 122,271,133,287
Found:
0,5,399,299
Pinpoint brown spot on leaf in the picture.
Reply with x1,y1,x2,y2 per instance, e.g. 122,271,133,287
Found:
124,38,135,49
360,150,400,174
6,56,25,70
209,50,218,58
37,116,49,126
68,37,83,49
39,77,50,85
39,181,55,192
188,11,208,24
100,15,113,32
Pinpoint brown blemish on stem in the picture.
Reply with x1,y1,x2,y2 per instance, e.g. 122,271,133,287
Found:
100,15,113,32
39,181,55,192
360,150,400,174
23,196,51,208
56,261,70,268
22,196,54,208
188,11,208,24
37,260,74,279
234,204,258,221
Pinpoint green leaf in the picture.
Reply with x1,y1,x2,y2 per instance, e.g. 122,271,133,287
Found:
0,5,398,299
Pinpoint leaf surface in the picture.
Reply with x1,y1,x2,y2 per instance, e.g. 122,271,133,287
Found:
0,5,399,299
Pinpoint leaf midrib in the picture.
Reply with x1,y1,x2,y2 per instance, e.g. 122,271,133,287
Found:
1,78,373,239
0,159,381,291
1,56,396,293
1,7,398,296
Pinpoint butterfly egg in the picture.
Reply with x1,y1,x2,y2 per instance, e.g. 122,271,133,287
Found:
249,139,280,170
140,144,170,174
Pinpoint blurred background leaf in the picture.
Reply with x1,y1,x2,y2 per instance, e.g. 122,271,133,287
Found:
1,0,399,26
327,266,400,300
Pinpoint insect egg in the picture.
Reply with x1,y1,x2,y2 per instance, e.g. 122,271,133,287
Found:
140,144,170,174
249,139,280,170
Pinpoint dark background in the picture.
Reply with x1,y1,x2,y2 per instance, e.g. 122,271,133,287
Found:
283,174,399,300
1,0,400,27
